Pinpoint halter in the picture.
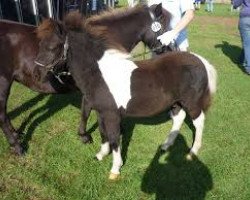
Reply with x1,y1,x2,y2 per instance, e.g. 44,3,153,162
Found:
149,11,162,34
130,9,173,59
35,36,70,84
149,10,163,35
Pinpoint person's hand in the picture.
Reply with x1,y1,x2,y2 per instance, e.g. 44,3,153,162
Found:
157,30,177,46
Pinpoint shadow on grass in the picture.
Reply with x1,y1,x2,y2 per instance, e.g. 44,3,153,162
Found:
214,41,245,73
121,110,171,164
141,135,213,200
8,92,92,152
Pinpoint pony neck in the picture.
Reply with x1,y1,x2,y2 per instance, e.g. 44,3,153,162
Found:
86,6,151,52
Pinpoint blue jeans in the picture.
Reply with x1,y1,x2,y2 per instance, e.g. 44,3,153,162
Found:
206,0,214,12
239,17,250,72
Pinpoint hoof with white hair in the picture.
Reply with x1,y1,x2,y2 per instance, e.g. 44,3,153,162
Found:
186,152,196,161
95,153,103,161
109,173,120,180
161,143,171,151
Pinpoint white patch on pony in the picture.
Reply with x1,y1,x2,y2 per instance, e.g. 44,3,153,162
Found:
96,142,110,161
7,33,21,46
191,53,217,94
98,49,138,109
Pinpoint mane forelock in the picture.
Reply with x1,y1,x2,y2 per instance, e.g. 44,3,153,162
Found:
36,19,55,39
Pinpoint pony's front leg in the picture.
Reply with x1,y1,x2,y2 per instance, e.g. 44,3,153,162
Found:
187,111,205,160
78,96,93,143
0,79,23,155
161,107,186,151
99,111,123,180
96,115,110,160
109,146,123,180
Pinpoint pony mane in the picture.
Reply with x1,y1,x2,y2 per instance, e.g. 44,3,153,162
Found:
84,5,147,53
36,11,84,39
86,5,146,25
36,19,56,39
64,11,84,30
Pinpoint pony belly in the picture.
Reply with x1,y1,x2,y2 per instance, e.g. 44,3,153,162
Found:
125,94,173,117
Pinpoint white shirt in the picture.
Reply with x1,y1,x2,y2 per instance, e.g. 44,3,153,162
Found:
148,0,194,51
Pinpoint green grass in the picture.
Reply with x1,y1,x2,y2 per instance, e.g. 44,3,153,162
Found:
1,4,250,200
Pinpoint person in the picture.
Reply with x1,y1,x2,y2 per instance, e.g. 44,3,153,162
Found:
231,0,240,11
148,0,194,51
233,0,250,75
195,0,201,10
206,0,214,12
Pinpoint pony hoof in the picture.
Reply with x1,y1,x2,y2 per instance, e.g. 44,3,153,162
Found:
109,173,120,180
161,144,170,151
186,152,195,161
11,145,24,156
80,134,93,144
95,153,103,161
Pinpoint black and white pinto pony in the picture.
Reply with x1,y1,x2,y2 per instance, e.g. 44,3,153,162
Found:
35,4,172,145
35,8,217,180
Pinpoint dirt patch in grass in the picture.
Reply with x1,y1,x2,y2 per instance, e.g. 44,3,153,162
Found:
195,16,238,26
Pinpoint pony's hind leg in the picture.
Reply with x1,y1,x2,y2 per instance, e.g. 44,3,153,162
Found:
187,111,205,160
0,77,23,155
161,106,186,151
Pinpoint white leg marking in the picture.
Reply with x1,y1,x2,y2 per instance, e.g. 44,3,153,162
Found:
161,109,186,151
96,142,110,161
110,147,123,175
190,111,205,156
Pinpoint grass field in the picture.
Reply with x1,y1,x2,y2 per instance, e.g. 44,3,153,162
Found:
1,3,250,200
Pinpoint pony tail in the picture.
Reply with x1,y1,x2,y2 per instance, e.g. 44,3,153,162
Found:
191,53,217,95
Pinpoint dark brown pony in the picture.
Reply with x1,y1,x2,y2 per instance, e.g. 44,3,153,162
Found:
35,11,217,180
0,4,171,155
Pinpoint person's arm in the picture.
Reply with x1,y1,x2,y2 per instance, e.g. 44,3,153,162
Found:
233,0,243,8
171,9,194,36
157,9,194,46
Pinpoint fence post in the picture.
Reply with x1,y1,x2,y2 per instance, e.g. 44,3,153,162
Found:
31,0,39,25
14,0,23,22
0,1,2,19
47,0,54,18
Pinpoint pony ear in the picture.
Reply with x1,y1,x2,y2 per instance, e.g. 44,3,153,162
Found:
155,3,162,18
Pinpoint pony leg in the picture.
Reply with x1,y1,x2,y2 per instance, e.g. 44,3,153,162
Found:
78,97,93,143
0,77,23,155
96,142,110,160
101,111,123,179
187,111,205,160
96,115,110,160
161,107,186,151
110,146,123,180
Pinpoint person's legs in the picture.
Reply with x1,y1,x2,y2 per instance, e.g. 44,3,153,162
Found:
210,0,214,12
206,0,210,11
239,17,250,74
